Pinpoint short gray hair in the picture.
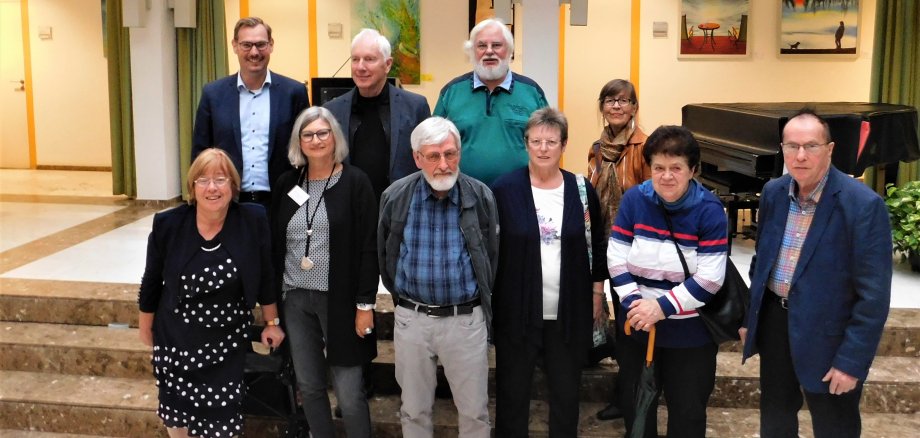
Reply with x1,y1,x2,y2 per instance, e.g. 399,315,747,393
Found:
525,107,569,144
288,107,349,167
463,18,514,62
410,117,461,152
352,28,391,59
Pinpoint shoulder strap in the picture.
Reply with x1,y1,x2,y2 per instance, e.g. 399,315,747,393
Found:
658,200,691,279
576,174,592,269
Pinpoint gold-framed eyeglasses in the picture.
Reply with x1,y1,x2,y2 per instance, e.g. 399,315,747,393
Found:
527,138,562,149
780,142,829,154
602,98,633,108
300,129,332,143
194,177,230,187
237,40,271,51
475,41,505,52
419,149,460,163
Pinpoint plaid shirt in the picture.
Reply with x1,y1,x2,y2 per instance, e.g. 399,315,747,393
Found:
395,179,478,305
768,171,830,297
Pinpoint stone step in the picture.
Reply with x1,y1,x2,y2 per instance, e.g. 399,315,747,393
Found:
2,322,917,414
343,394,920,437
0,431,121,438
4,278,918,358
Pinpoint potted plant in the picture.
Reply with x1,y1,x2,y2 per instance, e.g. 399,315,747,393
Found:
886,181,920,272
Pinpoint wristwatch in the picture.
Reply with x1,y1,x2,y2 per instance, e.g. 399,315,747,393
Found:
265,317,281,326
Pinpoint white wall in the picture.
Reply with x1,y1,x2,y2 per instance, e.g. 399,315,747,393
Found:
29,0,111,167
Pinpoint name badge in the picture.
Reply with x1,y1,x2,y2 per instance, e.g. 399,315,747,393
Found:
287,186,309,206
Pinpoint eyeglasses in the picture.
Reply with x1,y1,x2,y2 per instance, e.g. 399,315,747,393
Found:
780,142,829,154
237,40,271,52
194,177,230,187
602,98,633,108
527,138,562,149
300,129,332,143
475,42,505,52
419,149,460,163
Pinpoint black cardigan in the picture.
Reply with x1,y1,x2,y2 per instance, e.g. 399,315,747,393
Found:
490,167,608,354
271,163,378,366
138,202,276,314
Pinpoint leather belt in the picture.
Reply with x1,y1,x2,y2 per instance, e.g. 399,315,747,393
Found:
766,289,789,310
238,191,271,203
396,297,480,318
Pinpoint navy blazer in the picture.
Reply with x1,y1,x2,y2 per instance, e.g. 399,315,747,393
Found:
324,84,431,182
742,166,891,392
191,72,310,190
491,168,609,352
138,203,276,314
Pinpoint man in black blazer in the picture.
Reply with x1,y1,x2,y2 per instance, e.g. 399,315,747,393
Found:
192,17,310,209
324,28,430,202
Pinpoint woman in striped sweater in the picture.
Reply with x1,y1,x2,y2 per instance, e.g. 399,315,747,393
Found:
607,125,728,438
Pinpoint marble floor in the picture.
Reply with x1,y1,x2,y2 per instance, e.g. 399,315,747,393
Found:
1,169,919,308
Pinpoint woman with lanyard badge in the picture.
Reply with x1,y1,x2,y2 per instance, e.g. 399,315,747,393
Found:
271,106,379,437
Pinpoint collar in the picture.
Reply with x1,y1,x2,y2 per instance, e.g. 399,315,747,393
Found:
472,69,513,92
788,168,829,204
236,70,273,92
352,82,390,108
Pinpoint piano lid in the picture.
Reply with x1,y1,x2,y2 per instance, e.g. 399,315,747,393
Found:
683,102,920,177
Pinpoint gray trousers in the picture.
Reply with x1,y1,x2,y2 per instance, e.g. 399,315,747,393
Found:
283,289,371,438
394,304,490,438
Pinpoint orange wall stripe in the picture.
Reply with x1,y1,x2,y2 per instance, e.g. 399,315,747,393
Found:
240,0,249,18
630,0,641,96
308,0,318,84
20,0,36,168
558,3,565,111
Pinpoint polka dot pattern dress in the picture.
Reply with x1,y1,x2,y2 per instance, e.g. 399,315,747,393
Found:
153,239,249,437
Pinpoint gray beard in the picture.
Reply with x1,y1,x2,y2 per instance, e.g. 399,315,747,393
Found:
424,172,459,193
474,59,510,82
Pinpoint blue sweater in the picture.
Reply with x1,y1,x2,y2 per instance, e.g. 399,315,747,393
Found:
607,179,728,348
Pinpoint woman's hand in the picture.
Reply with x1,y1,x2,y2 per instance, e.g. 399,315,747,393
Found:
355,309,375,338
261,325,285,348
626,299,664,332
138,311,154,347
592,291,606,326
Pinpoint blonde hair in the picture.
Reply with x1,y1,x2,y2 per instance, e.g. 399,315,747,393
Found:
187,148,241,205
287,106,349,167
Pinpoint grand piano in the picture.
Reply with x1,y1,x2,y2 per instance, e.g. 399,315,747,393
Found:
682,102,920,242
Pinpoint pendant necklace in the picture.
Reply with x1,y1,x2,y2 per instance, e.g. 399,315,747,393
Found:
301,164,335,271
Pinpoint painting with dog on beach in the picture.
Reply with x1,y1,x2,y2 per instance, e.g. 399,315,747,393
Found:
780,0,860,57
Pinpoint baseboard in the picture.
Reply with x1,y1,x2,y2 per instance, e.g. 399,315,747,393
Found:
36,165,112,171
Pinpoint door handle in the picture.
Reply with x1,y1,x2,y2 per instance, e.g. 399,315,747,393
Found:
11,80,25,91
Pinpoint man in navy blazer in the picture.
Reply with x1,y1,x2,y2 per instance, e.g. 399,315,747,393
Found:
324,28,430,202
192,17,310,209
741,109,891,438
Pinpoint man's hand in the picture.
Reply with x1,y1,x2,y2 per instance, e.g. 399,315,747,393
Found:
822,367,858,395
738,327,747,348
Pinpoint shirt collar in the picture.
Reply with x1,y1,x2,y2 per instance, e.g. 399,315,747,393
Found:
236,70,272,93
788,168,829,204
472,69,513,91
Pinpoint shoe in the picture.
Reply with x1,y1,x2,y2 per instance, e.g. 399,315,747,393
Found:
596,403,622,421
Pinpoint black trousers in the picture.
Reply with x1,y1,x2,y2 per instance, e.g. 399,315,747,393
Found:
494,320,586,438
616,327,717,438
756,293,863,438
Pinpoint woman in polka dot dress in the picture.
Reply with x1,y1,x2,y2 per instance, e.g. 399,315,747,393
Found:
138,149,285,437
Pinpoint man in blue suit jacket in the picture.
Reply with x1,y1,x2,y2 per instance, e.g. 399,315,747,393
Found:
324,28,430,202
192,17,310,209
741,109,892,438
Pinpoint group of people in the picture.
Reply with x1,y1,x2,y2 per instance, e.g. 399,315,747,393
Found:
138,15,892,438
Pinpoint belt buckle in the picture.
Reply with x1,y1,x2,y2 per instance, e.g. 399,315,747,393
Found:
424,305,443,318
780,297,789,309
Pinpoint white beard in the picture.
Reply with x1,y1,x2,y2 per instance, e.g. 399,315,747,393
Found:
424,171,459,193
474,57,510,82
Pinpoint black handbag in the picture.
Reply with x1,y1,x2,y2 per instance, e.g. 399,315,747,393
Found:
659,203,750,344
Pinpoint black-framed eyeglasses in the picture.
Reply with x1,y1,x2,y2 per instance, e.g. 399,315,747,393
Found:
237,41,271,51
602,97,633,108
300,129,332,143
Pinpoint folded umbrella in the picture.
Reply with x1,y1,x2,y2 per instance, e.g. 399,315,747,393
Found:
624,323,657,438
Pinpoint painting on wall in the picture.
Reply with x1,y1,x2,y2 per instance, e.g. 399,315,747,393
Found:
351,0,420,84
679,0,750,58
779,0,860,56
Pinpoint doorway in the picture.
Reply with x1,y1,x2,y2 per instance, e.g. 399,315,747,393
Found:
0,0,30,169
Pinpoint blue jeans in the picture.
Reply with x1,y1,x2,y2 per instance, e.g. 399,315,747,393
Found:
283,289,371,438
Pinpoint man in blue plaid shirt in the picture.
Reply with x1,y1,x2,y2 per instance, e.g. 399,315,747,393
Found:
378,116,499,438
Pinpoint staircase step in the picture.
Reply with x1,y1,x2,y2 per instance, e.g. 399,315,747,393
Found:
346,394,920,437
0,279,137,327
0,431,121,438
0,370,162,437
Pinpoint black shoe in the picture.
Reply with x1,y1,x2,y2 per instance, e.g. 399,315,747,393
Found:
596,403,622,421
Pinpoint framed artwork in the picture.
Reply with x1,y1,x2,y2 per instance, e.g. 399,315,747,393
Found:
779,0,860,57
679,0,750,58
351,0,420,84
